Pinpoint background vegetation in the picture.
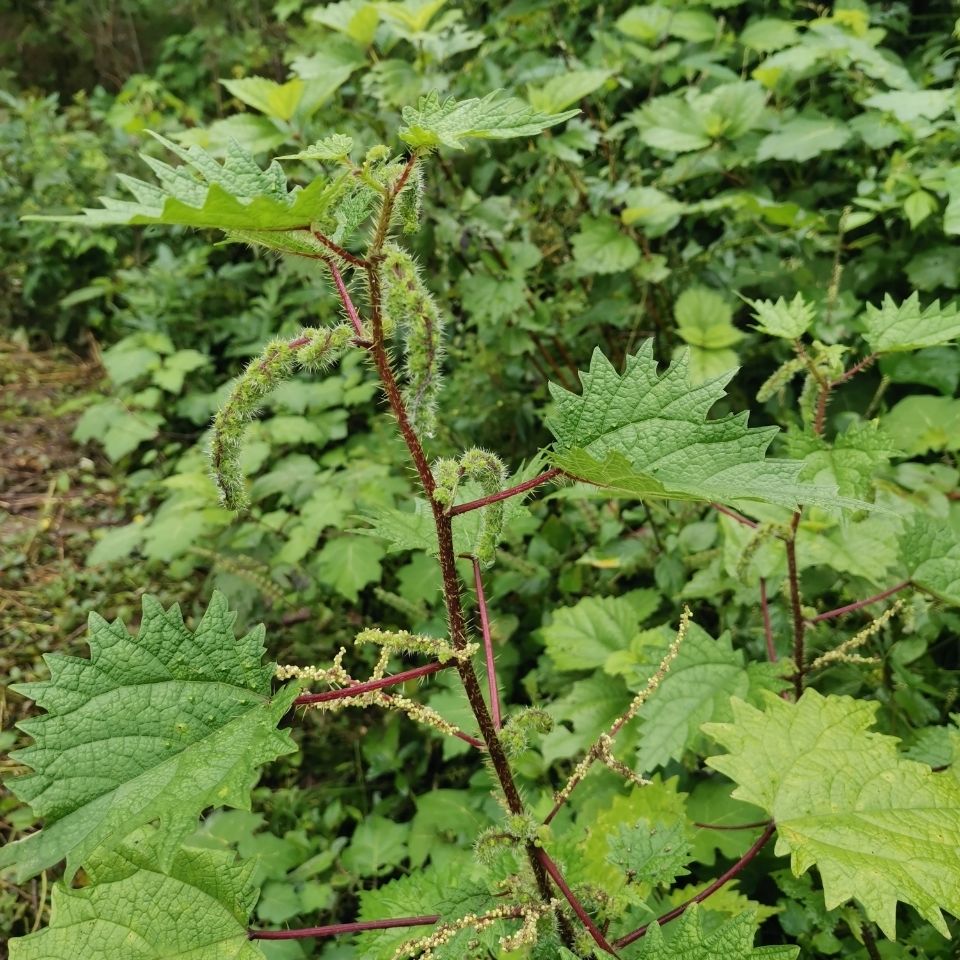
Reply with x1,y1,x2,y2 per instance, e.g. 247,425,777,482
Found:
2,1,959,957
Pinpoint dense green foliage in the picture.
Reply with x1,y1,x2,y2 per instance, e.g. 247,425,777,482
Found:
3,2,960,958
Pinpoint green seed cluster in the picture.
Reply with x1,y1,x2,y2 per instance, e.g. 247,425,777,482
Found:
500,707,553,759
381,243,444,438
209,324,353,511
354,626,476,664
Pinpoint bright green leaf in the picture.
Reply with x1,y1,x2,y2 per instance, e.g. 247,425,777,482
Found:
571,215,640,274
862,292,960,353
675,287,742,349
756,116,851,162
706,690,960,938
745,292,815,339
221,77,305,121
527,68,612,114
899,513,960,606
314,535,386,600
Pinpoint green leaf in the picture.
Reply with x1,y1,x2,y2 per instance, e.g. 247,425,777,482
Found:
745,292,816,339
398,90,578,150
862,292,960,353
278,133,355,162
783,422,898,500
173,114,289,157
571,214,640,274
358,869,505,960
756,116,851,162
29,134,353,254
527,68,612,114
73,400,163,462
899,513,960,606
675,287,742,349
221,76,305,121
632,903,798,959
739,18,799,52
547,340,848,511
309,0,380,45
9,833,265,960
313,535,386,600
607,817,693,888
862,89,955,123
542,595,650,673
341,815,409,875
620,186,686,236
0,593,298,881
636,624,787,771
882,395,960,456
706,689,960,938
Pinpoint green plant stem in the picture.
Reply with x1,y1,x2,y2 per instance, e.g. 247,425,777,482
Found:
293,660,454,705
472,558,502,730
613,823,776,949
785,510,805,699
809,581,910,623
449,468,563,516
694,819,772,831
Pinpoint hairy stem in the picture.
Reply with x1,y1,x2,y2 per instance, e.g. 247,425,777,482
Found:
293,660,454,705
326,259,366,339
613,823,776,949
534,847,619,956
473,558,502,730
809,580,910,623
449,468,563,516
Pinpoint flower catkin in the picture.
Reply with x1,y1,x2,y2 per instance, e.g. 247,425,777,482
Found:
210,324,353,510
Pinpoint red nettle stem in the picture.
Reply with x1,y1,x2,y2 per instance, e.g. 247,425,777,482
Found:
449,468,563,516
473,558,502,730
250,914,440,940
809,580,910,623
711,502,758,529
760,577,777,663
613,823,776,949
326,258,366,339
293,660,453,705
534,847,619,956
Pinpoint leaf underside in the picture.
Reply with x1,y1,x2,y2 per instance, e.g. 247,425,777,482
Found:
547,341,851,511
706,689,960,939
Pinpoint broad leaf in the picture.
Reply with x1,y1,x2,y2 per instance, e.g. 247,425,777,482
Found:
0,593,297,880
862,293,960,353
706,690,960,938
756,116,850,162
221,76,305,121
313,535,386,601
527,69,612,114
630,903,798,959
9,832,265,960
547,340,848,510
636,624,787,771
607,817,693,888
571,214,641,274
899,512,960,606
27,134,353,254
398,90,578,150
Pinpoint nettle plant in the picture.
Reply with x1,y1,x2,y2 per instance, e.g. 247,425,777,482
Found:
5,92,960,959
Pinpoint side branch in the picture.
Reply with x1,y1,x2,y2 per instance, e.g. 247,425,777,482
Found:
809,580,910,623
449,468,563,516
250,914,440,940
613,823,776,949
785,510,805,699
326,259,366,339
473,558,502,730
293,660,454,705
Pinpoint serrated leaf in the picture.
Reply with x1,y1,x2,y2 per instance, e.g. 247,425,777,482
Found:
542,595,647,673
0,593,297,881
862,89,955,123
899,512,960,606
607,817,693,888
547,340,849,511
745,292,816,339
398,90,578,150
358,868,505,960
636,624,788,771
278,133,355,161
706,689,960,938
27,134,352,254
783,422,898,500
632,903,797,959
862,292,960,353
675,287,742,349
756,116,850,162
882,395,960,456
9,832,265,960
313,535,385,601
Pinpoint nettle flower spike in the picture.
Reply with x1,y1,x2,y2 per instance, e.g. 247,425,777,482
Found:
381,243,445,437
210,325,353,510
